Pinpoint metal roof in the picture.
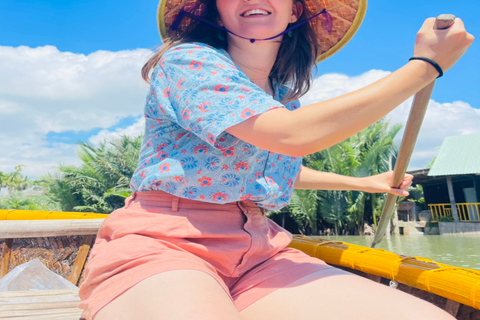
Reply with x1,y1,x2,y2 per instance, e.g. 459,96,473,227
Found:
428,134,480,176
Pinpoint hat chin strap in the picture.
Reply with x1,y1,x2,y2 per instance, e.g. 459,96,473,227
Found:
171,7,329,44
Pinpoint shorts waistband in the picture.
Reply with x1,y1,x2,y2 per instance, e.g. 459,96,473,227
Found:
126,191,265,214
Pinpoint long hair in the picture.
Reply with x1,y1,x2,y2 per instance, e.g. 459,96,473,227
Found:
142,0,320,102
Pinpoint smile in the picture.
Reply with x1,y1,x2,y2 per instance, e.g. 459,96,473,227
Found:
241,9,271,17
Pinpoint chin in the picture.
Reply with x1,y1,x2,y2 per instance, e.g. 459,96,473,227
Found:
234,27,285,42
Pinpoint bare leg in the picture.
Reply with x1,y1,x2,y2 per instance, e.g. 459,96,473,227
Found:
94,270,242,320
240,268,455,320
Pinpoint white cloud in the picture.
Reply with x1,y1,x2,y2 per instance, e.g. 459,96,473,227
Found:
0,45,152,179
88,117,145,145
300,71,480,170
1,46,479,181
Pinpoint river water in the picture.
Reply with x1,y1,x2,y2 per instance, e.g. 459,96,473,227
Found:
323,235,480,270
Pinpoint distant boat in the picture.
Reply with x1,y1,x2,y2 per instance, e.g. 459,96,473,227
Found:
1,209,479,319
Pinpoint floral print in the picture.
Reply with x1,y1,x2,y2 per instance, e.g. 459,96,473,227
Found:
130,43,303,210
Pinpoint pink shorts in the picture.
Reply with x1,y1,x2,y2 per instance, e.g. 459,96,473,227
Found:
78,191,331,319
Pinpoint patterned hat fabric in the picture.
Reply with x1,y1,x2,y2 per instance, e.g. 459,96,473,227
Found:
158,0,367,62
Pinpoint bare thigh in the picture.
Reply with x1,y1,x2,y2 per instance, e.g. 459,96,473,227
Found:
240,268,455,320
94,270,242,320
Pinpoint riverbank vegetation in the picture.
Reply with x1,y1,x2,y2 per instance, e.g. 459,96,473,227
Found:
1,120,403,235
274,119,402,235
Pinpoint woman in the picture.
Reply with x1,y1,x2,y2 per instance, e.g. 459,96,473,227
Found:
79,0,474,319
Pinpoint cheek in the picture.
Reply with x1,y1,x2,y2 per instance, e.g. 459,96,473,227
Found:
216,1,231,18
215,2,232,27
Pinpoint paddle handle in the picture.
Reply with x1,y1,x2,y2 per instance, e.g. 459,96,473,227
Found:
371,14,455,248
434,14,457,30
390,14,456,187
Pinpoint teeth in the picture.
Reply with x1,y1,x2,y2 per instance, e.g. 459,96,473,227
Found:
243,9,270,17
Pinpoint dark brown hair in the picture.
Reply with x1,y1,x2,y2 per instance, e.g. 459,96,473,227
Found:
142,0,320,102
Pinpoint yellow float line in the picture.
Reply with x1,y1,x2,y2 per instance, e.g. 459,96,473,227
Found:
290,236,480,310
0,209,108,220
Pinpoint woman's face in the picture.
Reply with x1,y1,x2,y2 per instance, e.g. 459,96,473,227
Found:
216,0,299,42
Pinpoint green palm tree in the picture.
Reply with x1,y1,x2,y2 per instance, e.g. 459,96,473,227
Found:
353,121,401,229
0,166,30,194
289,189,320,235
314,145,366,235
295,119,401,235
41,135,141,213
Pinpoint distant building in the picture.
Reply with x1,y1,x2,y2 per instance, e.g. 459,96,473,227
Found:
409,134,480,235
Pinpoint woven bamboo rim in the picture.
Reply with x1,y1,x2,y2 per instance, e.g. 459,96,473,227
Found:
158,0,367,63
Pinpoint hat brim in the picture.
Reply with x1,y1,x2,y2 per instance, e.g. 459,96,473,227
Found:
157,0,171,41
157,0,367,64
315,0,367,63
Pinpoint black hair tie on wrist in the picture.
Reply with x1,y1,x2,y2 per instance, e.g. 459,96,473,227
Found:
409,57,444,78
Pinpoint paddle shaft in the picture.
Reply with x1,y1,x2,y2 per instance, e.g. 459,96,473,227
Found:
371,14,455,248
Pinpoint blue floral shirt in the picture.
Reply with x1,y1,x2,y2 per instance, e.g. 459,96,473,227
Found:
130,43,303,210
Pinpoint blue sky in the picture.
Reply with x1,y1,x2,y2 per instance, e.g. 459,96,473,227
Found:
0,0,479,178
2,0,478,105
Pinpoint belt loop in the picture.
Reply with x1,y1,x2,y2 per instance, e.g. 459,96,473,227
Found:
124,192,137,208
236,201,248,214
171,196,180,212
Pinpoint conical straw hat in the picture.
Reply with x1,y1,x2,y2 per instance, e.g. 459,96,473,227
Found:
158,0,367,63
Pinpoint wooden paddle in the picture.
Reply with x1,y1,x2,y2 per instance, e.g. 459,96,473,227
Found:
371,14,456,248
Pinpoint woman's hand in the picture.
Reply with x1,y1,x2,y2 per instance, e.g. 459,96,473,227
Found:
413,17,474,72
359,171,413,197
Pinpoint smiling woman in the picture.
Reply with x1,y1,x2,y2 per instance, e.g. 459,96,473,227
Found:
68,0,476,319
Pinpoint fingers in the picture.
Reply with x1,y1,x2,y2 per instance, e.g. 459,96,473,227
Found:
442,18,474,43
451,17,464,29
390,188,409,197
398,174,413,190
365,171,412,196
414,16,474,72
363,171,413,195
387,172,412,196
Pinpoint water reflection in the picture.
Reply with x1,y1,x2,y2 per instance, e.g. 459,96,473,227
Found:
325,235,480,270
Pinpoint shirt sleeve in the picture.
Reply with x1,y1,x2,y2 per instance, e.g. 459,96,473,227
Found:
152,43,284,147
